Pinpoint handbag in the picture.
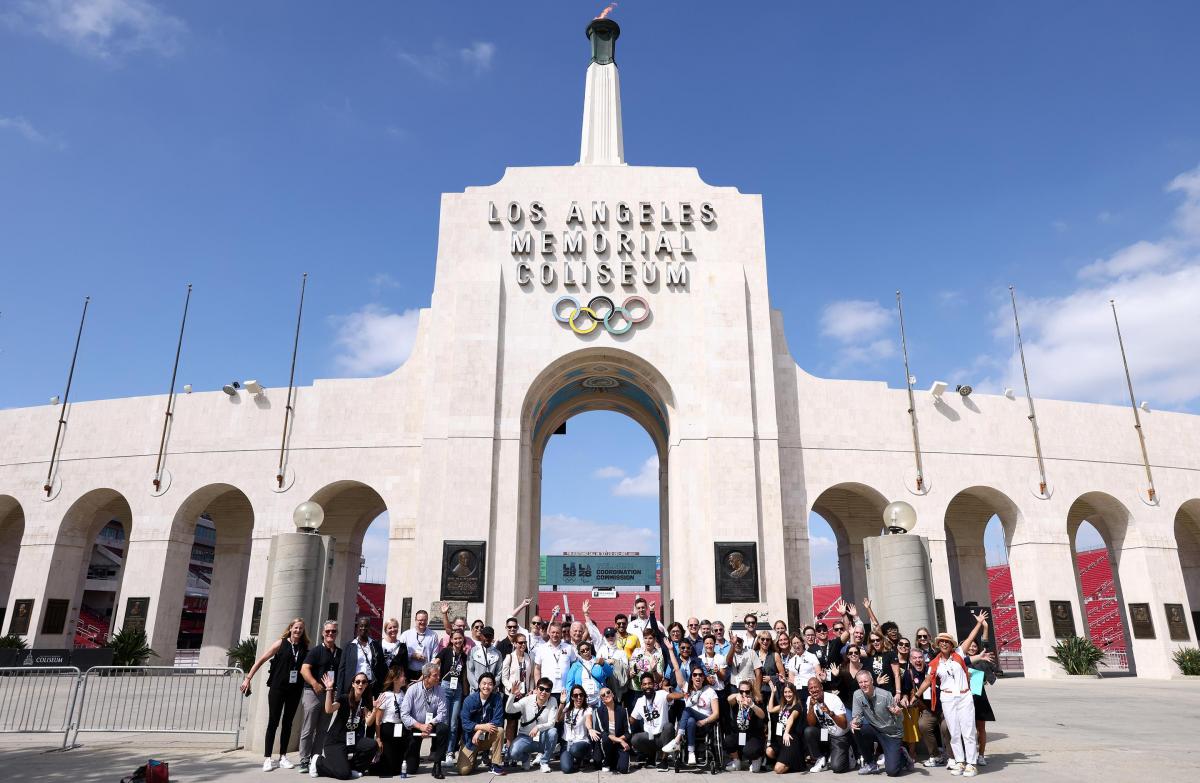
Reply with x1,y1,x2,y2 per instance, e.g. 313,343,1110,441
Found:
121,760,168,783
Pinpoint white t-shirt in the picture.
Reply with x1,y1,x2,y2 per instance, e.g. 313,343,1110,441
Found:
561,705,591,743
729,650,759,688
378,688,404,724
806,691,848,737
399,628,439,671
686,686,718,718
628,616,650,639
633,690,670,736
933,647,971,693
535,642,575,693
699,654,726,691
787,650,821,685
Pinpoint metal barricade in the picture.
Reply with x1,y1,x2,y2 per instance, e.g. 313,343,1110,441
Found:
0,667,81,745
66,666,244,749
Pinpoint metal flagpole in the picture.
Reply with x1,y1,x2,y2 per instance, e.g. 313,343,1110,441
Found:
1109,299,1156,503
896,291,926,492
277,273,308,488
153,284,192,492
1009,286,1049,497
45,296,90,496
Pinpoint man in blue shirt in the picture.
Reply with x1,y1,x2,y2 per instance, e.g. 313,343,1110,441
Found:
457,672,506,775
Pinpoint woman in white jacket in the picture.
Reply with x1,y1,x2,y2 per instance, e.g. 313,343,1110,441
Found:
502,632,536,746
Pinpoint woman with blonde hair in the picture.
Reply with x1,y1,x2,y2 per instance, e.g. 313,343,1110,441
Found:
241,618,312,771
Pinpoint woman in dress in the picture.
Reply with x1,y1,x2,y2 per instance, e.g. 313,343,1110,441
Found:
559,685,593,773
763,679,805,773
240,618,310,772
312,671,377,779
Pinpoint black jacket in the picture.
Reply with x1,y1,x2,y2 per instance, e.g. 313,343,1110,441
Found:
338,636,389,696
592,703,630,739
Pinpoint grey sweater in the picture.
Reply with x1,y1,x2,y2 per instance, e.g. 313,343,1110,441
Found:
852,688,903,738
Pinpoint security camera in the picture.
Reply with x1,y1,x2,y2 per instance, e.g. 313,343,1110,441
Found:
929,381,948,399
243,380,265,395
222,381,241,396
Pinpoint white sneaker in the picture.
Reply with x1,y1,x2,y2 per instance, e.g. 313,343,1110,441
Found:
444,753,454,764
976,755,987,767
726,760,741,772
856,763,876,775
687,751,697,766
948,761,964,776
263,759,276,772
309,758,320,778
531,753,544,766
876,754,885,766
923,757,943,768
661,735,682,754
750,759,762,773
602,766,611,773
962,765,977,778
350,773,363,780
278,756,295,770
540,763,551,773
810,757,827,773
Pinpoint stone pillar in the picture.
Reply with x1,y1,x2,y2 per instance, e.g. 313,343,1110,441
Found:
863,534,938,641
115,524,192,664
1112,539,1194,678
1005,536,1083,679
199,532,252,666
246,531,333,755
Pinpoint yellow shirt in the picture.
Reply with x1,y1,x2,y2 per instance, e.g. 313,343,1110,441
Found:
618,632,641,659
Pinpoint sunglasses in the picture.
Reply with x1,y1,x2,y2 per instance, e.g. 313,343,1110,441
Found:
516,641,527,646
738,689,752,695
916,635,929,640
353,679,368,686
506,624,518,630
847,650,861,656
537,685,551,692
833,626,844,632
323,630,337,635
898,642,910,647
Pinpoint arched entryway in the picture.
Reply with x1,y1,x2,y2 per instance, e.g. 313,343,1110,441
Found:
309,481,389,635
1174,499,1200,642
808,483,888,610
51,488,133,648
0,496,25,634
1067,492,1135,674
943,486,1024,670
521,349,673,619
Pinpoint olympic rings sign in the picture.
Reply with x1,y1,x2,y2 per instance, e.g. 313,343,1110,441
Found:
553,295,651,336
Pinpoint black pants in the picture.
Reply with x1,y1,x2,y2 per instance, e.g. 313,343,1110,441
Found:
378,722,409,776
631,725,674,763
404,721,451,772
315,738,375,780
802,726,852,772
265,685,303,757
723,732,766,761
854,724,907,776
593,735,630,773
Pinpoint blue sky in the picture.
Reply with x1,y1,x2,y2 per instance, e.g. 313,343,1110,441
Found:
5,1,1195,580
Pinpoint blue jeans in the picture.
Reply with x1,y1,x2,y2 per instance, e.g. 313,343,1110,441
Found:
677,707,713,750
510,728,559,765
445,689,464,755
560,740,592,773
855,724,908,777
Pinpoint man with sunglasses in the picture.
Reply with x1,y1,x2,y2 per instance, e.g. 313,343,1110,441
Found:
684,617,703,655
298,620,341,773
506,677,559,772
736,613,760,647
613,613,640,659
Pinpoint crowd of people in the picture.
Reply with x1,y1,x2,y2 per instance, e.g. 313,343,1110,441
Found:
240,595,1000,779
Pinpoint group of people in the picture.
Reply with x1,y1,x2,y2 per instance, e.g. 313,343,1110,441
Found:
240,595,1000,779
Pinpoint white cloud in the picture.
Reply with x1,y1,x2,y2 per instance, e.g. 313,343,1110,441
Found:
398,40,497,81
819,299,891,343
979,164,1200,410
4,0,186,60
593,466,625,479
613,455,659,497
330,304,420,376
541,513,659,556
459,42,496,72
0,115,55,146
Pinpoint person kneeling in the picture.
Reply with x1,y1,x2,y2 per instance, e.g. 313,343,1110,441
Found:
723,681,767,772
851,670,911,777
802,676,852,773
457,673,506,776
506,677,559,772
310,672,376,780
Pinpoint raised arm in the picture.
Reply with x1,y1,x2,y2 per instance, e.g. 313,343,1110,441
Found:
861,597,880,629
664,637,686,690
961,610,989,653
508,596,532,623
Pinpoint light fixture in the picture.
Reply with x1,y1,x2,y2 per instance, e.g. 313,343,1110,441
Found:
956,384,973,397
50,395,60,406
929,381,948,399
183,384,192,394
882,500,917,534
1139,401,1149,412
1004,388,1016,400
243,379,265,395
293,500,325,533
222,381,241,396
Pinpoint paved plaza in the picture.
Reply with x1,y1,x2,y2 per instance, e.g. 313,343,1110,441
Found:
5,678,1198,782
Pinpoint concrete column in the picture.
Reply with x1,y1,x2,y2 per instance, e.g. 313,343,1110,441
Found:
1006,536,1084,679
1113,540,1195,678
247,532,333,755
115,526,192,664
199,532,252,666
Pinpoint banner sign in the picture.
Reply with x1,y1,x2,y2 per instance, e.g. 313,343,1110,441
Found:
542,555,660,586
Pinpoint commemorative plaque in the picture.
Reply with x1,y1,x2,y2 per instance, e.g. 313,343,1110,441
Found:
123,596,150,634
1018,600,1041,639
714,542,759,604
934,599,947,634
1049,600,1076,638
1165,603,1190,641
441,541,486,602
9,599,33,636
1128,602,1155,639
40,599,70,635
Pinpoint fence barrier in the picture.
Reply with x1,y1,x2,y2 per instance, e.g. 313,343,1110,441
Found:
65,666,244,749
0,667,82,737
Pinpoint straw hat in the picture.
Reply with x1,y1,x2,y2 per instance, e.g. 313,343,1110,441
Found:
934,632,957,647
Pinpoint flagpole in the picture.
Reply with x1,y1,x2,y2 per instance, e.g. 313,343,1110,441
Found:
45,296,90,496
153,284,192,492
1009,287,1048,497
896,291,926,492
1109,299,1156,503
277,273,308,488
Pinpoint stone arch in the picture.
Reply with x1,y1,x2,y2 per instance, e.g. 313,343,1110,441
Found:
52,488,133,648
0,495,25,630
943,486,1024,666
1174,499,1200,641
309,480,388,634
155,483,255,665
1067,491,1134,672
520,348,675,616
809,482,889,604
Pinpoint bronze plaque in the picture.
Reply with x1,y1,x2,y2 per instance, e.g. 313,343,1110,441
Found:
1128,603,1155,640
249,597,264,637
441,541,486,602
40,599,70,635
8,599,34,636
1049,600,1076,638
123,597,150,634
934,599,947,634
1164,603,1190,641
1018,601,1041,639
714,542,759,604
